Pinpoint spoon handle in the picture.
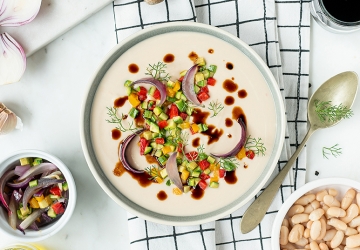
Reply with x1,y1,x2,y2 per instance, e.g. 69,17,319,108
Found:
240,126,316,234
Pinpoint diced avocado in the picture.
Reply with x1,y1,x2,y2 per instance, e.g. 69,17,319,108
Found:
164,119,176,130
195,72,204,83
198,124,208,132
197,80,207,87
187,161,198,170
142,131,153,140
50,194,60,200
17,210,27,220
187,178,196,187
183,185,191,193
47,207,57,218
172,116,184,124
155,149,163,158
149,122,160,133
158,155,168,165
202,69,210,79
32,158,42,166
129,107,139,118
194,85,200,94
29,180,38,188
160,168,168,179
174,99,186,112
144,146,152,155
150,142,158,148
170,128,181,138
20,206,30,216
181,94,187,101
124,80,133,87
143,110,153,119
207,155,216,164
175,91,182,100
38,199,49,209
20,157,32,166
193,166,201,172
166,179,172,186
203,168,211,175
125,86,132,96
198,153,208,161
152,132,160,138
209,182,219,188
62,182,68,191
208,65,217,73
199,66,206,72
167,80,175,87
151,114,157,123
141,101,148,109
148,86,156,96
166,96,177,103
178,165,186,172
158,112,169,121
191,171,201,177
153,107,163,116
195,57,206,66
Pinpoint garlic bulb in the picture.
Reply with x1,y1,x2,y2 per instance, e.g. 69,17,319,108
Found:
0,103,19,135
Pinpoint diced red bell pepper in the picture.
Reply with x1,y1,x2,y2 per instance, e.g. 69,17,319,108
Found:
155,138,165,144
139,137,149,155
198,179,207,190
185,151,198,161
153,89,161,100
200,86,209,93
207,77,216,86
169,104,179,119
138,86,147,95
246,150,255,159
138,94,147,101
51,202,65,215
177,143,183,153
219,169,226,178
178,76,184,82
49,186,62,197
179,112,188,120
197,92,210,102
199,160,210,170
200,172,210,180
158,120,168,129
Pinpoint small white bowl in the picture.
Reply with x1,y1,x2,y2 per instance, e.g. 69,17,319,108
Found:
0,149,76,242
271,177,360,249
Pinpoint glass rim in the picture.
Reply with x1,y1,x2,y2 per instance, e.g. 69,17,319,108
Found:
318,0,360,26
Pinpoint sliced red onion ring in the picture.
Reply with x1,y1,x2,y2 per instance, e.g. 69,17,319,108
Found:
14,165,31,176
22,178,64,207
166,152,183,192
182,65,203,106
8,190,17,229
211,117,247,158
0,33,26,85
17,163,57,181
118,130,145,174
0,169,16,212
0,0,42,27
130,78,167,106
7,176,32,189
18,208,48,234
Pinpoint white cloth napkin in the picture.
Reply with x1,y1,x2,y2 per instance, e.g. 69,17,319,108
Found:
112,0,310,249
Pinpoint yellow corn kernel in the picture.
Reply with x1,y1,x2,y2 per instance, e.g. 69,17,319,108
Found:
181,170,190,183
210,176,219,183
178,122,190,129
209,163,220,171
166,87,176,97
173,187,183,195
128,93,141,107
172,81,181,92
29,198,40,209
162,146,173,155
35,194,44,202
190,123,199,133
236,147,246,160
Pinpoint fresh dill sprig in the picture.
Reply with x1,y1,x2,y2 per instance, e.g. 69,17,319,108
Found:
314,100,353,123
245,136,266,156
105,107,139,133
322,144,342,159
145,62,170,81
207,100,224,118
145,165,162,182
197,144,205,154
218,157,239,171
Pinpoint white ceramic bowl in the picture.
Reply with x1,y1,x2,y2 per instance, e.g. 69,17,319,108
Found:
271,177,360,249
0,150,76,242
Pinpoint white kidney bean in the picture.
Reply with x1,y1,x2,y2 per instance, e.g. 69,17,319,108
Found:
296,237,309,246
327,207,346,218
292,213,310,224
356,193,360,207
317,190,329,202
346,234,360,248
310,220,322,240
310,241,321,250
280,242,296,249
341,189,356,210
357,226,360,233
280,225,289,245
283,218,290,227
317,216,327,240
324,195,341,207
319,242,329,250
349,216,360,228
296,194,316,206
345,227,359,236
344,247,360,250
329,188,338,197
341,204,359,224
310,209,325,221
288,204,306,217
304,228,311,238
307,220,314,229
289,224,305,243
328,218,347,231
330,230,344,248
323,229,337,241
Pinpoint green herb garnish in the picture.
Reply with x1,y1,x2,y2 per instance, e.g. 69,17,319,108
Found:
245,136,266,156
145,165,162,182
314,100,353,123
207,100,224,118
218,157,239,171
106,107,139,133
145,62,170,82
322,144,342,159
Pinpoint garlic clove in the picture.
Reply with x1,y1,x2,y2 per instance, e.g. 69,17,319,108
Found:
0,104,18,135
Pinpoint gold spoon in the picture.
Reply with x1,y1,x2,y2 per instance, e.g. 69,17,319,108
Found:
240,71,359,234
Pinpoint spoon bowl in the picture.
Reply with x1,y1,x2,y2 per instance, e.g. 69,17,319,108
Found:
240,71,358,234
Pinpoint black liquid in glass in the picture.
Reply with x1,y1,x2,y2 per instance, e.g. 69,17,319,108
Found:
322,0,360,23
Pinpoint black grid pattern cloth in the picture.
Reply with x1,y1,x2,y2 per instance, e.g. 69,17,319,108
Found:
112,0,310,249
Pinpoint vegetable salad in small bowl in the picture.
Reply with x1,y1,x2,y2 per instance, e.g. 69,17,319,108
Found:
0,150,76,242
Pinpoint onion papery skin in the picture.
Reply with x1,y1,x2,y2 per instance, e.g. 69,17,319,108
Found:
165,152,184,192
182,65,202,106
118,130,145,174
211,117,247,158
0,0,42,27
17,162,57,181
0,169,16,213
131,78,167,106
0,32,26,85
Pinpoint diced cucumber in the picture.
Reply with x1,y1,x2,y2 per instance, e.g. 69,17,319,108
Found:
50,194,60,200
198,124,208,132
174,99,186,112
155,149,163,158
197,80,207,87
166,96,177,103
183,186,191,193
144,147,152,155
175,91,182,100
165,119,176,130
209,182,219,188
62,182,68,191
149,122,160,133
142,131,153,140
20,206,30,216
166,179,172,186
150,114,157,123
194,85,200,94
150,141,158,148
208,64,217,73
158,155,168,165
152,132,160,138
167,80,175,87
143,110,153,119
38,199,49,209
203,168,211,175
191,171,201,177
141,101,148,109
198,153,208,161
193,166,201,172
172,116,183,124
178,165,186,172
17,209,28,220
195,72,204,83
124,80,133,87
134,86,140,92
199,66,206,72
32,158,42,166
158,112,169,121
125,86,132,96
180,94,187,101
202,69,210,79
170,128,181,138
187,161,197,170
159,168,168,179
187,178,196,187
148,86,156,96
195,57,206,66
47,207,57,218
153,107,163,116
207,155,216,164
20,157,32,166
29,180,38,188
129,107,139,118
148,100,155,109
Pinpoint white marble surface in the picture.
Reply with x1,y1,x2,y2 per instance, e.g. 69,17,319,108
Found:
1,3,360,249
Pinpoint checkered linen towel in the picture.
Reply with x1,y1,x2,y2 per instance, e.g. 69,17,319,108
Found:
112,0,310,249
